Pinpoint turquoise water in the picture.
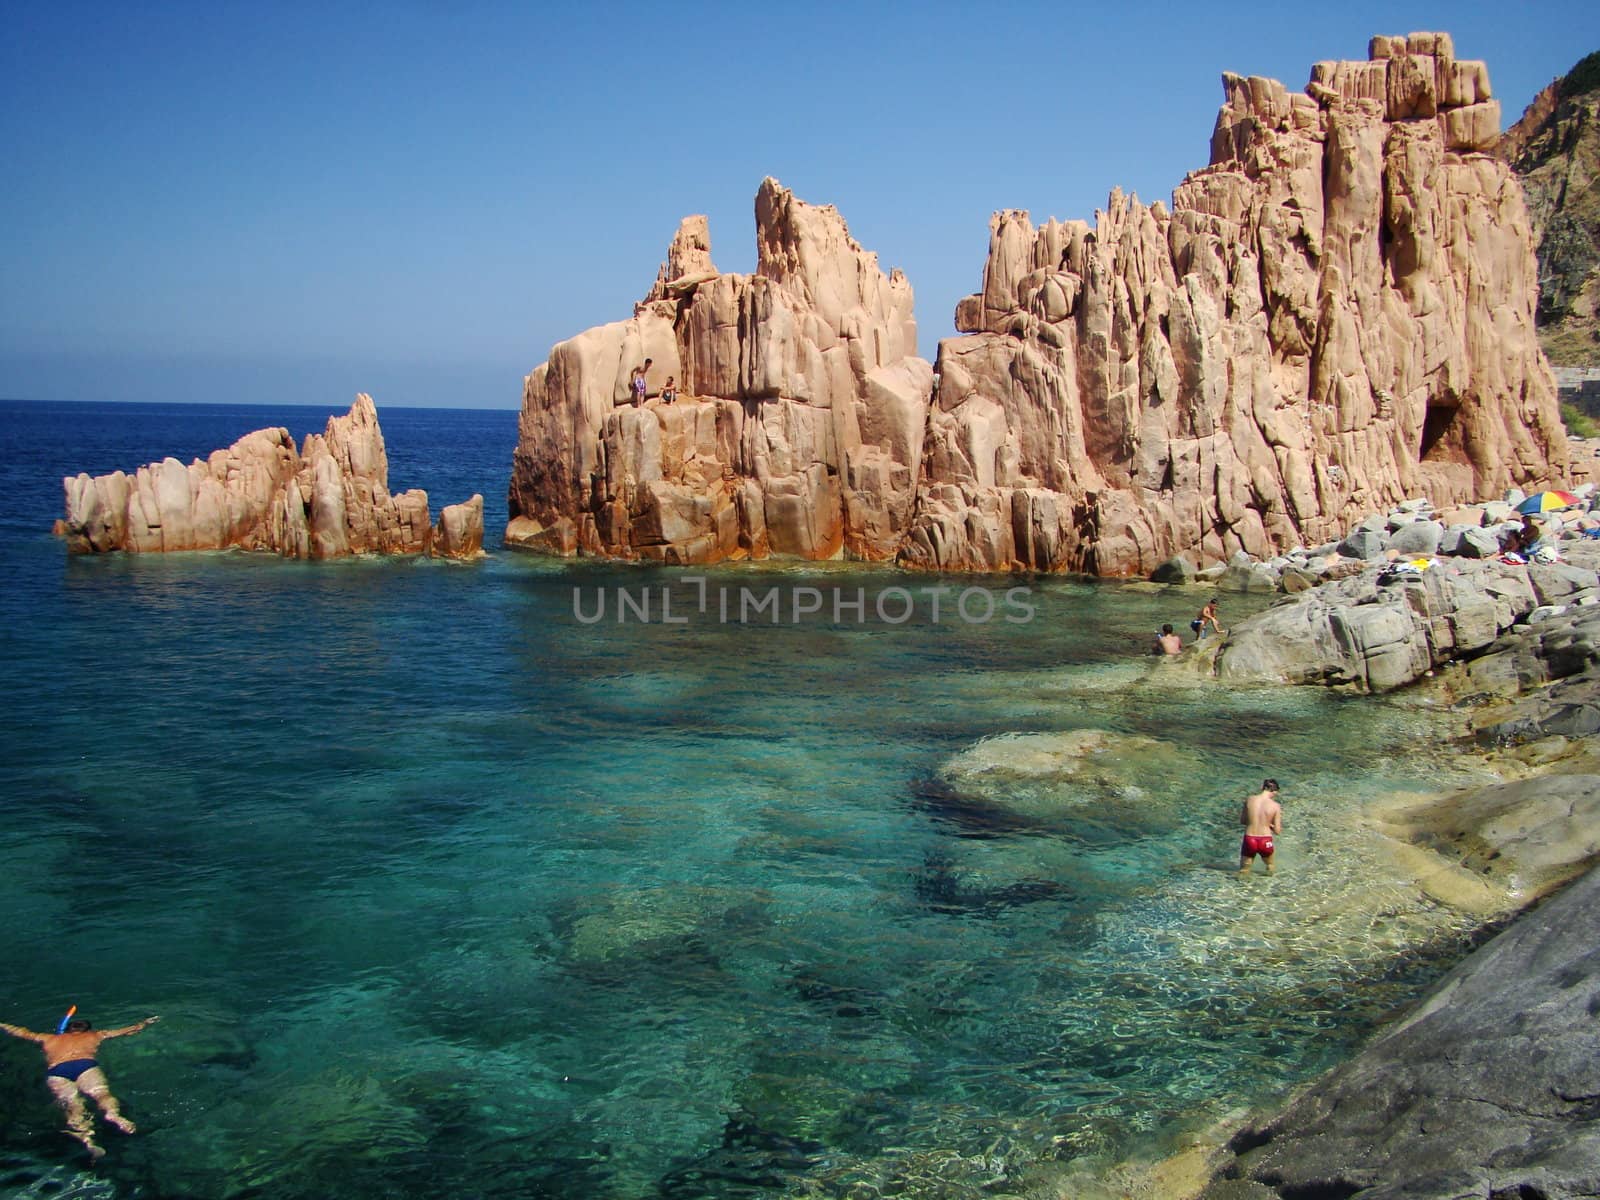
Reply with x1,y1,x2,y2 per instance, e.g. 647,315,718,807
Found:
0,401,1499,1198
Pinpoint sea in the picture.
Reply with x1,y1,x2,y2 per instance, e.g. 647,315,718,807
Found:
0,398,1505,1199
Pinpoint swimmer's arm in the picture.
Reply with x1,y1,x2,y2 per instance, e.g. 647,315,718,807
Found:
1239,802,1249,826
101,1016,160,1039
1272,808,1283,834
0,1023,45,1042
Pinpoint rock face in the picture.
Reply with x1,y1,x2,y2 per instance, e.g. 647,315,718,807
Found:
60,395,484,560
507,35,1564,576
910,32,1564,575
505,178,932,564
1199,865,1600,1200
1500,50,1600,366
1214,553,1600,692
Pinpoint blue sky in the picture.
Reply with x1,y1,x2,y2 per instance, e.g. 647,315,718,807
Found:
3,1,1597,410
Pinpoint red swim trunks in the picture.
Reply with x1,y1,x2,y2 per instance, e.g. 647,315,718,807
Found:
1241,834,1274,858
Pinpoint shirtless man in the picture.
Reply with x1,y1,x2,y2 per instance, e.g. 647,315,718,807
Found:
1193,598,1227,639
0,1013,159,1158
1238,779,1283,875
1154,624,1182,655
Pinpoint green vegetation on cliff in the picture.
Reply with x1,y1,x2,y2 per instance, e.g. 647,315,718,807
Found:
1504,50,1600,366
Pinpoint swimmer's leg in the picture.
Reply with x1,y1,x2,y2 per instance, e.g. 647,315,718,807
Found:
79,1069,135,1134
47,1077,103,1158
1262,849,1275,876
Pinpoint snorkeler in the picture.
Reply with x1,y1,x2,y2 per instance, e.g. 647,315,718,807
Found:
1238,779,1283,876
0,1011,160,1159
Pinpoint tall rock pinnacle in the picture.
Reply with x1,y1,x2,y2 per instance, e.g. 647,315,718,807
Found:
508,34,1564,575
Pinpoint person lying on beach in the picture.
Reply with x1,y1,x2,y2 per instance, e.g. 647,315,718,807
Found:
1238,779,1283,876
0,1013,160,1159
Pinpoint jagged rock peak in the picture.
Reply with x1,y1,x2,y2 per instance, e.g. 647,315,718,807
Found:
59,394,484,560
507,34,1565,577
913,32,1563,576
641,214,718,306
506,179,930,565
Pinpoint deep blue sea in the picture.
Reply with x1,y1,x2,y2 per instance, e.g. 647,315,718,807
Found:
0,398,1500,1199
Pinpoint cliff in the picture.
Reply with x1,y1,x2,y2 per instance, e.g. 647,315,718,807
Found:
505,180,932,564
59,394,485,560
1501,49,1600,366
507,33,1566,576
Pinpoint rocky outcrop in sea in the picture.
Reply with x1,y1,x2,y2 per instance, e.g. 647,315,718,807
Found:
507,32,1565,576
506,180,931,563
58,394,484,560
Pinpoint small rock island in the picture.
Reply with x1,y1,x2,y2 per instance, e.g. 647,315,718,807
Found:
59,394,484,560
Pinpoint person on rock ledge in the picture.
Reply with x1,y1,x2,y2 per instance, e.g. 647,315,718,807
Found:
1238,780,1283,876
0,1012,160,1159
631,358,652,407
661,376,677,404
1191,598,1226,640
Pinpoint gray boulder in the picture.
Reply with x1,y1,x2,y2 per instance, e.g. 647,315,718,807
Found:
1279,566,1318,593
1528,561,1599,606
1216,560,1558,692
1199,865,1600,1200
1150,555,1196,584
1337,529,1385,560
1442,525,1499,558
1219,559,1280,594
1386,520,1443,557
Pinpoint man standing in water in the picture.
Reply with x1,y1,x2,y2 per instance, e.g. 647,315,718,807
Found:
1239,779,1283,875
0,1013,160,1158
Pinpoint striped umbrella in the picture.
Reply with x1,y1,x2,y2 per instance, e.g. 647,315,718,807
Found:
1515,490,1582,515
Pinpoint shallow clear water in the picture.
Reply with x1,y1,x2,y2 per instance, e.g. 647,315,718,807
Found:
0,400,1498,1198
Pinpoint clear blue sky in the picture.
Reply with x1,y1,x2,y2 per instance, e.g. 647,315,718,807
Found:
3,1,1596,410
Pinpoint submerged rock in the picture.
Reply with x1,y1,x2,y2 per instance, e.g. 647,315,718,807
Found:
935,730,1203,833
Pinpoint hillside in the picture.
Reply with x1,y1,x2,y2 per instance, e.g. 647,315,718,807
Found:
1503,50,1600,365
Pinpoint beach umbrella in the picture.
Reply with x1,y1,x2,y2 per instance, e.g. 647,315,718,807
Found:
1515,490,1581,515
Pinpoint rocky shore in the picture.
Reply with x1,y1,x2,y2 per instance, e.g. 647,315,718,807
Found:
56,394,485,560
1155,504,1600,1199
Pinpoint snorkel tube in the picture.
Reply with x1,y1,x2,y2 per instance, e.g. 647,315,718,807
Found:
56,1005,77,1034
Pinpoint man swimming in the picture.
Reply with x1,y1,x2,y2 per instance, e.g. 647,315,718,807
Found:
1238,779,1283,876
0,1013,160,1158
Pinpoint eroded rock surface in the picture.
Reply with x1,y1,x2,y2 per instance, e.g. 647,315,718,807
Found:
1198,865,1600,1200
909,32,1563,575
60,395,484,560
505,178,931,565
1212,551,1600,692
507,34,1564,576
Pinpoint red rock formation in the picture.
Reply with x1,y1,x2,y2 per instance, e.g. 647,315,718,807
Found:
505,178,932,564
907,32,1564,575
506,34,1564,575
60,394,484,560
